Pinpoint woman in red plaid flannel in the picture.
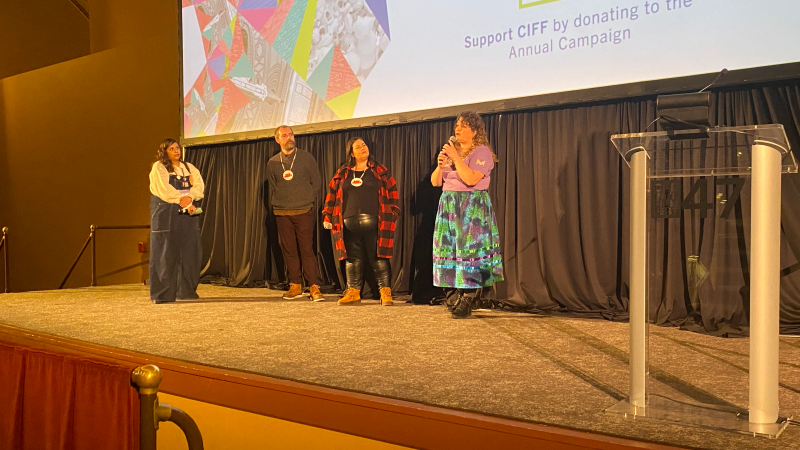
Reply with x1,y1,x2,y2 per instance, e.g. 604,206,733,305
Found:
322,137,400,306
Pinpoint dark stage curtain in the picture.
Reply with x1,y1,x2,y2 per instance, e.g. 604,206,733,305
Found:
0,343,139,450
186,79,800,334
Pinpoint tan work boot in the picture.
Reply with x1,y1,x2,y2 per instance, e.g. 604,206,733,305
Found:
283,283,306,299
337,288,361,306
379,287,393,306
309,284,325,302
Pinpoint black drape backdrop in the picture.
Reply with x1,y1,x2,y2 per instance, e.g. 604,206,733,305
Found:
186,78,800,334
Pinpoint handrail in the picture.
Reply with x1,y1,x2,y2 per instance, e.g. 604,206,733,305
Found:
131,365,204,450
67,0,89,19
1,227,8,293
60,224,150,289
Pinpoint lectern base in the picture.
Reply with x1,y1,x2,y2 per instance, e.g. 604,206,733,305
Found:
605,395,791,439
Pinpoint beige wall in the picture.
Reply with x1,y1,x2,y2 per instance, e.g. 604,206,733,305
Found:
0,0,90,80
0,0,180,291
158,394,413,450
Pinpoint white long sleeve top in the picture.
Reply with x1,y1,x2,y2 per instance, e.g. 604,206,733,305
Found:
149,161,205,204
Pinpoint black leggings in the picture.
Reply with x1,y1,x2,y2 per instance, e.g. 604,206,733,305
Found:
343,214,391,290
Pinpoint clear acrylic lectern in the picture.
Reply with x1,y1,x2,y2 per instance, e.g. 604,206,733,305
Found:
607,125,798,438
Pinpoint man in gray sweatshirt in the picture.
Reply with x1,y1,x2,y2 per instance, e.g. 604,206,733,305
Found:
268,125,324,301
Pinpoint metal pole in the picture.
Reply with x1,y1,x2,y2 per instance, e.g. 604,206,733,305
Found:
160,406,204,450
749,144,781,424
132,365,162,450
59,231,93,289
60,225,150,289
629,151,648,408
2,227,8,293
91,225,97,287
131,365,204,450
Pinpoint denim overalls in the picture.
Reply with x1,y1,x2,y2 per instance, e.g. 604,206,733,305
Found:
149,166,202,303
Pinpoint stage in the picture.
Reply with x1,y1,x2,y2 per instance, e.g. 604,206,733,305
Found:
1,284,799,450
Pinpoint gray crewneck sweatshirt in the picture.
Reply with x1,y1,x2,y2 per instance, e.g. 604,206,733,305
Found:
267,149,321,213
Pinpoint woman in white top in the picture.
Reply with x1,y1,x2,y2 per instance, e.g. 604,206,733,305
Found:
148,139,204,303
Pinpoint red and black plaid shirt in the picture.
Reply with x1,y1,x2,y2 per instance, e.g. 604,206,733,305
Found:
322,161,400,260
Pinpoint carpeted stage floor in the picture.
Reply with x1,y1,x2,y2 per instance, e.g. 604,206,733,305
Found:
1,284,799,450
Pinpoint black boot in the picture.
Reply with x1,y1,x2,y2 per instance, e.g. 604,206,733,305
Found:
451,288,484,318
472,288,489,310
451,291,474,319
444,289,459,312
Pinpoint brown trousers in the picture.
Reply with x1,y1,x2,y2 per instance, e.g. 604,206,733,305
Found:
275,210,318,286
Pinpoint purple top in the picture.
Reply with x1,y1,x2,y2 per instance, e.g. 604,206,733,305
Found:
442,145,494,192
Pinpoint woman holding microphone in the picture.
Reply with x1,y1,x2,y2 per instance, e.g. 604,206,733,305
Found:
431,112,503,318
148,138,204,303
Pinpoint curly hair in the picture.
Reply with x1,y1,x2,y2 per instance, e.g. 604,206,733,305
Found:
343,136,376,168
454,111,498,162
157,138,181,173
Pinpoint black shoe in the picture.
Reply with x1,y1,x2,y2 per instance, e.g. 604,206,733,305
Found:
451,294,473,319
444,289,459,312
473,297,491,311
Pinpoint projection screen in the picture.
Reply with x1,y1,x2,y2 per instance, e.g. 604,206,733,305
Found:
181,0,800,141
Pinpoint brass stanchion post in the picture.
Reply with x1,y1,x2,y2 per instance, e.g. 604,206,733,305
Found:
131,365,161,450
131,365,204,450
1,227,8,293
90,225,97,287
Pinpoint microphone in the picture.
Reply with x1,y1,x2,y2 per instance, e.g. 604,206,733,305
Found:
446,136,457,148
698,68,728,93
441,136,457,166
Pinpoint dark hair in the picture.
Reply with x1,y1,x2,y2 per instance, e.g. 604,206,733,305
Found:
343,137,376,168
157,138,181,173
455,111,498,162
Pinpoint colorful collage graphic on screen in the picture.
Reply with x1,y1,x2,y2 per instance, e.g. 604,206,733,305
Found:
182,0,391,138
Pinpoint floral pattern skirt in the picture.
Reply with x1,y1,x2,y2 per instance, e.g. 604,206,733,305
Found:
433,190,504,289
